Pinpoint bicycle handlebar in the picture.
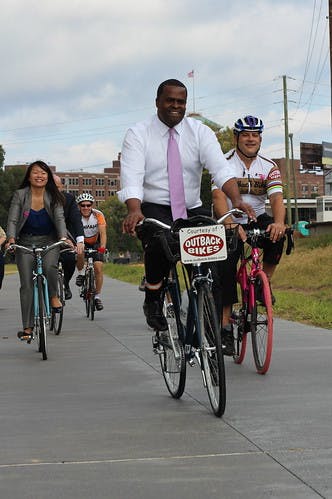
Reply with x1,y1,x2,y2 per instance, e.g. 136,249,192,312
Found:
84,248,99,255
244,226,294,254
216,208,245,225
285,228,294,255
138,208,245,233
137,209,244,263
5,239,70,256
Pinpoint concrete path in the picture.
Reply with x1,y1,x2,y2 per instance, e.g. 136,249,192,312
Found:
0,272,331,498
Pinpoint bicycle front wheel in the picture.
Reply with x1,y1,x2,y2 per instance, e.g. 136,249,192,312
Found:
50,271,64,335
37,275,48,360
232,293,248,365
198,283,226,417
250,270,273,374
87,268,95,321
159,291,186,399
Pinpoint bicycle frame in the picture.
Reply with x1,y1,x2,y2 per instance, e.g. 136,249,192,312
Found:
182,263,212,362
33,250,51,320
232,227,277,373
237,230,263,314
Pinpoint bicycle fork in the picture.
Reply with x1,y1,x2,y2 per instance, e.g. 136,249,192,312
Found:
33,273,51,328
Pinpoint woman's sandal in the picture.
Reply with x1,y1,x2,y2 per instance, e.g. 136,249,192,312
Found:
51,297,63,313
52,306,63,313
17,330,33,343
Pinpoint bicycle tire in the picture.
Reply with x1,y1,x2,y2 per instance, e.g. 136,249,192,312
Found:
232,289,248,365
87,268,95,321
37,275,48,360
250,270,273,374
198,283,226,417
50,270,64,335
84,280,89,317
159,289,186,399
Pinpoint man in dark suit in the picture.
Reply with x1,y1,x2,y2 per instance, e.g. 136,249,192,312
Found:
54,176,84,299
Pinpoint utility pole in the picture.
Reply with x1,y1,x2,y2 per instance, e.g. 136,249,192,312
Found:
329,0,332,128
283,75,292,225
289,133,299,228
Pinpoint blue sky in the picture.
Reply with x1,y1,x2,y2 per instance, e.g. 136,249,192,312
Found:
1,0,330,171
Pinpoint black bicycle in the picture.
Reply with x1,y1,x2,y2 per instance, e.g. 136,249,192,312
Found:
78,248,97,320
137,209,241,417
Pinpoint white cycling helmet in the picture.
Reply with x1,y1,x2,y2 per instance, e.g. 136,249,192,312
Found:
234,115,264,134
76,192,95,204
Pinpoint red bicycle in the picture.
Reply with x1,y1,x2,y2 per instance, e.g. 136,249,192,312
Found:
231,224,293,374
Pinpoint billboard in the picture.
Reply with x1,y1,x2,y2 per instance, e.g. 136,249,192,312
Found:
322,141,332,168
300,142,322,170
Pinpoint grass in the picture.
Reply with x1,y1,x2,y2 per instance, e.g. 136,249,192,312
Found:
104,233,332,330
4,264,18,275
6,235,331,330
272,234,332,329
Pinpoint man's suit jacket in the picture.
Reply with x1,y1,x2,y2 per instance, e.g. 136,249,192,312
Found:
63,192,84,242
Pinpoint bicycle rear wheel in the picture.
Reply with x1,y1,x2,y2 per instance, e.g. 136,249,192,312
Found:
250,270,273,374
50,270,64,335
198,283,226,417
37,275,48,360
159,290,186,399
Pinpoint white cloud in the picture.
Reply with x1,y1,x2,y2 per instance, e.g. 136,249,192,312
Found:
1,0,330,171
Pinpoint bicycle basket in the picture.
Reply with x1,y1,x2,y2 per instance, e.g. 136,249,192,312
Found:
224,224,239,253
158,230,180,263
136,222,180,263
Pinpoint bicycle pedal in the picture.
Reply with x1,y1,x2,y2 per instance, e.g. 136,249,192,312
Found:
152,335,159,349
188,356,196,367
187,348,197,366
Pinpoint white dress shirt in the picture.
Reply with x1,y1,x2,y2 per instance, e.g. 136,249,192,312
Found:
118,115,235,209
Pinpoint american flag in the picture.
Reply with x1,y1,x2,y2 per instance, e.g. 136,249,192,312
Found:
187,70,194,78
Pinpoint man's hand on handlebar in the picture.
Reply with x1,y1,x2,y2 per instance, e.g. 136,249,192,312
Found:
266,222,286,243
233,200,256,221
122,211,145,235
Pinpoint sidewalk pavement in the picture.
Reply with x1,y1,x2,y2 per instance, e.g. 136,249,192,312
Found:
0,272,331,499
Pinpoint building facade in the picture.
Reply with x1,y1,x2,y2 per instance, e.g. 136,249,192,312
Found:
272,157,324,200
57,157,120,206
5,156,121,207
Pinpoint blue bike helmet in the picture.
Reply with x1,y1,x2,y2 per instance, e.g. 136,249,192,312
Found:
234,115,264,134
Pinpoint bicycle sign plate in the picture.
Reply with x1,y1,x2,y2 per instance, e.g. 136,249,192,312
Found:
179,224,227,264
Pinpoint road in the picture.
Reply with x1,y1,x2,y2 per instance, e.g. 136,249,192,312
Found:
0,272,331,499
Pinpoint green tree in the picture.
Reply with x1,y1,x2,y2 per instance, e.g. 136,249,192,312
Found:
0,166,26,227
200,126,235,211
216,126,235,153
0,145,5,170
98,196,142,256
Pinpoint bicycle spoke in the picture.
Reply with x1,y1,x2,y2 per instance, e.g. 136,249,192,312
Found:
231,289,248,365
251,270,273,374
198,283,226,417
158,290,186,399
52,270,64,335
37,275,48,360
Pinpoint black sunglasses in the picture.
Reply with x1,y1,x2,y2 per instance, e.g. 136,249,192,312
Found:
80,203,92,208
